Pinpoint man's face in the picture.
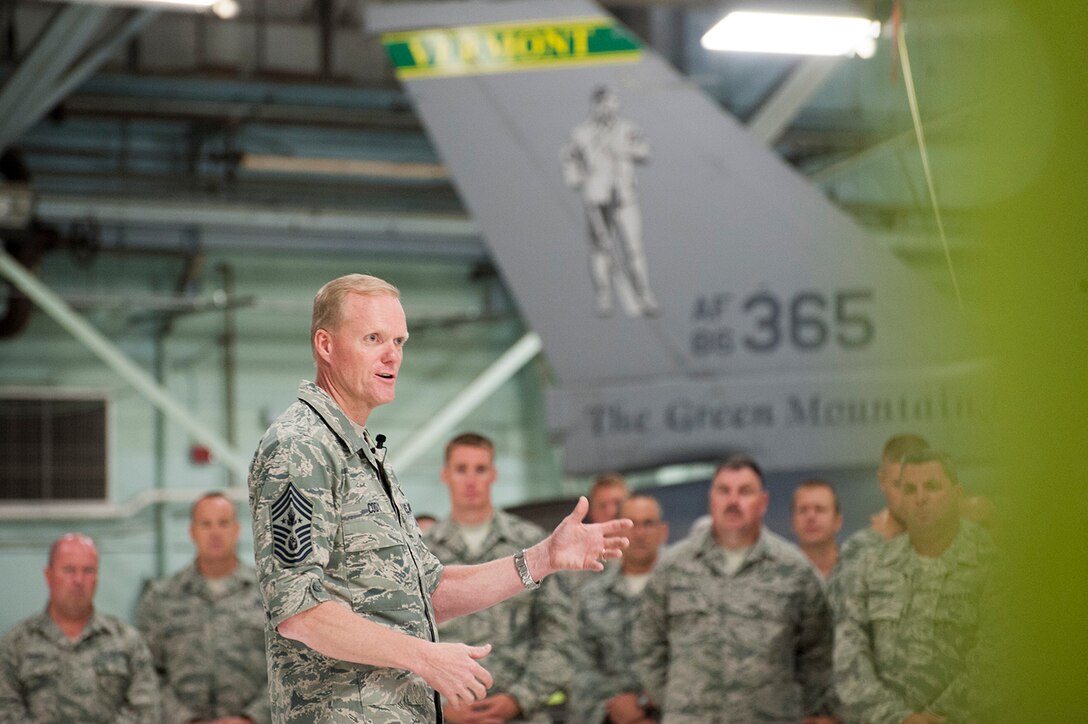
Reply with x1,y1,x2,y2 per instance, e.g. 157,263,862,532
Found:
621,497,668,569
317,292,407,416
709,467,768,543
878,458,907,525
45,539,98,619
589,484,627,524
190,496,240,564
441,444,497,515
900,461,962,536
791,486,843,547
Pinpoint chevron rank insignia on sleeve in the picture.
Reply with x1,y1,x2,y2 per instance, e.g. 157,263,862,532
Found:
271,482,314,565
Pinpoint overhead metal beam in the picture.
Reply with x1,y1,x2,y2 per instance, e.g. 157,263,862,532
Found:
0,246,251,480
390,331,543,473
0,4,113,149
35,194,481,238
15,9,158,145
747,56,842,146
807,107,971,184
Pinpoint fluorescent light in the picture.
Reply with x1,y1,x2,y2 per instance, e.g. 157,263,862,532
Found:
702,11,881,58
44,0,239,18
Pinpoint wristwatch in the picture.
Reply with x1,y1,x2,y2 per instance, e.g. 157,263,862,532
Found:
514,549,541,590
637,692,659,719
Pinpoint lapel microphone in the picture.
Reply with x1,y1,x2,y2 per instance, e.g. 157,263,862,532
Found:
374,434,388,464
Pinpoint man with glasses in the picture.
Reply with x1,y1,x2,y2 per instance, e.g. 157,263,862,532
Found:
571,494,669,724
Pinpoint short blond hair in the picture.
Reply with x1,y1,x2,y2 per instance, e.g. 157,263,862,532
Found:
311,274,400,357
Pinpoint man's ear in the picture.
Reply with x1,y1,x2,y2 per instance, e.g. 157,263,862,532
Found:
313,329,332,362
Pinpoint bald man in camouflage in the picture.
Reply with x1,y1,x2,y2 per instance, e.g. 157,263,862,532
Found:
0,534,159,723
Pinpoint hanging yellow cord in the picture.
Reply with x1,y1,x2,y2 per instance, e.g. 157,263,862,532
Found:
896,14,965,309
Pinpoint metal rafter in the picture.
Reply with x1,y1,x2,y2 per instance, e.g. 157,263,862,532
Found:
0,5,156,151
747,56,843,146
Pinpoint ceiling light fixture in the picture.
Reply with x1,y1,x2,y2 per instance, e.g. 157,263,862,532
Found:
46,0,240,20
701,11,881,58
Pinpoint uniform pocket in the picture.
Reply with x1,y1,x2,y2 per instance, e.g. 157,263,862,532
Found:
19,655,59,690
342,513,423,617
94,650,130,703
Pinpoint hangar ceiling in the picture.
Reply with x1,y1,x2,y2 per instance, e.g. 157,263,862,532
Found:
1,0,985,283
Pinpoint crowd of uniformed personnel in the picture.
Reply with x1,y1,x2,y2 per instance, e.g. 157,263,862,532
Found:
0,429,996,724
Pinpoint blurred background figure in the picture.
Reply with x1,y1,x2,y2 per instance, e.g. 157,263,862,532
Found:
636,455,834,723
425,433,572,723
588,472,630,524
835,450,998,723
0,533,160,722
838,434,930,570
571,494,668,724
792,479,844,580
135,492,269,724
415,513,438,535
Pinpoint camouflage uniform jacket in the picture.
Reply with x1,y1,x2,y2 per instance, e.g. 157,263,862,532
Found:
0,609,160,723
425,510,572,722
634,527,833,723
837,527,884,572
569,564,648,724
834,520,997,723
134,561,270,723
827,527,888,621
249,380,444,724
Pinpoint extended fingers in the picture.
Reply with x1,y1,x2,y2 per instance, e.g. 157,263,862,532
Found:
599,516,634,534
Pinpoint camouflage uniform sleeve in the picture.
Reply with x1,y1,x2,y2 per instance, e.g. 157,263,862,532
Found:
795,568,835,716
833,551,913,723
503,573,574,717
633,567,670,710
114,627,162,724
250,439,337,628
0,629,31,722
133,583,196,724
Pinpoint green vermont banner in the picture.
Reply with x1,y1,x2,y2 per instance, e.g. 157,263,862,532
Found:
382,17,641,78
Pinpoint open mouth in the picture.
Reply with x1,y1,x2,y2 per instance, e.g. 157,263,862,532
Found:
376,373,395,380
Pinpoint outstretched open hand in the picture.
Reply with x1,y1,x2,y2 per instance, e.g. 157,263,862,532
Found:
545,496,631,572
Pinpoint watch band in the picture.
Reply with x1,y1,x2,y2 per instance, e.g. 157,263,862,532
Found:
514,549,541,590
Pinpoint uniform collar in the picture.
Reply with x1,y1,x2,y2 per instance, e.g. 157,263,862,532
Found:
893,519,987,569
33,608,111,645
430,510,515,554
694,525,773,568
177,560,252,597
297,380,382,466
599,561,629,595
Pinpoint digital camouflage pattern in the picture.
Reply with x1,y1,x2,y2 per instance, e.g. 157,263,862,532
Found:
827,526,887,620
634,527,833,723
0,610,160,723
569,564,647,724
134,562,270,723
837,526,884,571
834,520,997,723
249,381,444,724
425,510,572,723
